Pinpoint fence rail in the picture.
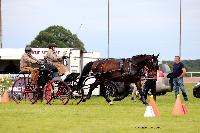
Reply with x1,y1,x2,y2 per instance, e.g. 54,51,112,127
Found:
186,72,200,78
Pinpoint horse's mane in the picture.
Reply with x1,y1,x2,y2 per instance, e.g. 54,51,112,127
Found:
132,54,150,58
97,54,153,63
131,54,151,62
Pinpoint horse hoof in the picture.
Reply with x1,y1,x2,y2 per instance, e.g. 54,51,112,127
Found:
113,97,121,101
109,102,114,105
113,98,118,101
131,97,134,100
86,95,91,99
82,99,86,102
131,97,137,102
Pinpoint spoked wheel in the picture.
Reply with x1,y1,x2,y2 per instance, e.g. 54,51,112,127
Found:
104,81,118,100
67,86,84,105
65,76,85,105
12,77,39,104
43,80,71,105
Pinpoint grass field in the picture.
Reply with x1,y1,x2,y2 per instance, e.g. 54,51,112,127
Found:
0,83,200,133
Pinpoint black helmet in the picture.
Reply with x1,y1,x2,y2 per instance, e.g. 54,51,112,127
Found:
25,47,32,53
48,43,57,49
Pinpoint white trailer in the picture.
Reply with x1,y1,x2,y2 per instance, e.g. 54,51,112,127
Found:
0,48,100,95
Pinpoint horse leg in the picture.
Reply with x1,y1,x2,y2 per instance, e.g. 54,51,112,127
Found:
88,79,100,99
136,81,148,105
131,85,138,101
82,79,99,103
150,80,157,101
143,80,150,100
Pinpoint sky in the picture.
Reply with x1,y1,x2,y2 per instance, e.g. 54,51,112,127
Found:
2,0,200,60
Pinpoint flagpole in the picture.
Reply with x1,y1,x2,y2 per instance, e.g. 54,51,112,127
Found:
108,0,110,58
179,0,182,58
0,0,2,48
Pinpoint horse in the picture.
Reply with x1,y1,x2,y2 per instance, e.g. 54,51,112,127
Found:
77,54,159,105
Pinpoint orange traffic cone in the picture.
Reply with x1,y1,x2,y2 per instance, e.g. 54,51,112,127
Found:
182,104,189,114
2,89,9,103
149,95,160,117
172,95,188,115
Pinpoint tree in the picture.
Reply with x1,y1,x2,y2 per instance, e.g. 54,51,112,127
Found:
163,59,200,71
27,25,85,51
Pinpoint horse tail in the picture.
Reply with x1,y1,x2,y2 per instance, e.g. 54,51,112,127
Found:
77,61,94,88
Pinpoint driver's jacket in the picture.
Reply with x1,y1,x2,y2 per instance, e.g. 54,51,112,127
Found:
45,49,61,63
20,53,40,85
20,53,38,71
45,49,68,75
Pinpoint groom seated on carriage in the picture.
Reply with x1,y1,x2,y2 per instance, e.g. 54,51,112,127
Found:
45,43,70,81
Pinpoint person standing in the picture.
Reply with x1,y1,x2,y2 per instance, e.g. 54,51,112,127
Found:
172,56,188,101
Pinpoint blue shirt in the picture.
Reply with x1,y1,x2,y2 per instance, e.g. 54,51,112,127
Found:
173,62,184,78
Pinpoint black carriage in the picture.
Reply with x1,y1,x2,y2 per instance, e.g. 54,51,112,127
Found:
11,63,84,105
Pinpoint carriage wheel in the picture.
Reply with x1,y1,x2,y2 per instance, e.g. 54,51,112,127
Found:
67,76,85,105
104,81,117,99
67,86,84,105
12,77,39,104
43,80,71,105
43,81,53,105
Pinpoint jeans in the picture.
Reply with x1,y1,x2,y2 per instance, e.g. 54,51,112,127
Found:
173,77,188,100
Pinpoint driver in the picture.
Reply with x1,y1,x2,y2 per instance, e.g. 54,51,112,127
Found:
20,47,42,84
45,43,69,80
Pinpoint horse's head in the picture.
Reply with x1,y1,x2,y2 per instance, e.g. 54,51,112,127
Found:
131,54,159,77
145,54,159,77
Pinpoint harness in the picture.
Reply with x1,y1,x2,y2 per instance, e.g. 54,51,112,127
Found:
119,59,125,73
93,58,142,78
120,58,137,77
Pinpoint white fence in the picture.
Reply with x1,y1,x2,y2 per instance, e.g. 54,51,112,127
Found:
186,72,200,78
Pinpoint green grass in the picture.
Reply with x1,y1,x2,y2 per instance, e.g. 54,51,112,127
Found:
0,84,200,133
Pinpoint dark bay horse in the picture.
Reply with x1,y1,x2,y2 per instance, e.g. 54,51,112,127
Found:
77,54,159,105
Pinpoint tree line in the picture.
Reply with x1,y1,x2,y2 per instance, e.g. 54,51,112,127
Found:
163,59,200,72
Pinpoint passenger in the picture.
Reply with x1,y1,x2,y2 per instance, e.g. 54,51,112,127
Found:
45,43,69,80
20,47,42,84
